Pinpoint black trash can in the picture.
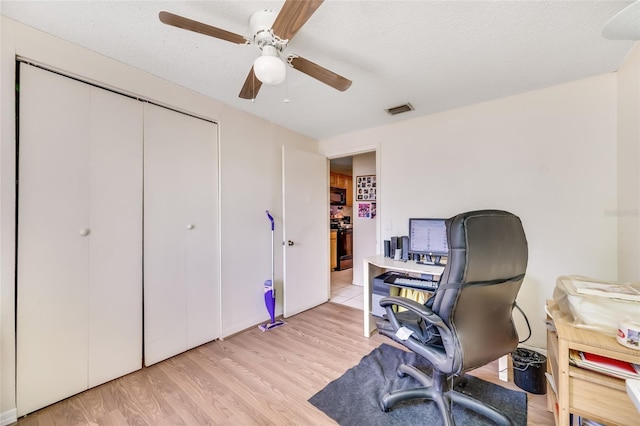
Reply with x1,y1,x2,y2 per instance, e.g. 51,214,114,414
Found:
511,348,547,394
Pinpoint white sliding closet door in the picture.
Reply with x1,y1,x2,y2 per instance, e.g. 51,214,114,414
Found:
143,103,219,366
17,64,143,416
88,87,143,387
17,64,90,417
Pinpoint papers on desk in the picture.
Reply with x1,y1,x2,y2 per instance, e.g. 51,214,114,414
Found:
569,349,640,380
572,280,640,302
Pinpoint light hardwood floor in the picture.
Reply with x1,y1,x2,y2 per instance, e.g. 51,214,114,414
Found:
16,302,553,425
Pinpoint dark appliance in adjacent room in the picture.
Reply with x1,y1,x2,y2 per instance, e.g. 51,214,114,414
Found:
336,225,353,271
330,187,347,205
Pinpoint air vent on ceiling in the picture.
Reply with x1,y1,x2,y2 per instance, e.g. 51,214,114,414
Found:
385,103,414,116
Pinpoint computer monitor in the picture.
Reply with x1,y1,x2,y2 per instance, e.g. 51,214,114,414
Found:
408,218,449,261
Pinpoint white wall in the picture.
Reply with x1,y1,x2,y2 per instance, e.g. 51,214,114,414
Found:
352,152,377,286
217,108,317,335
617,42,640,282
351,152,378,286
0,17,316,417
320,74,619,349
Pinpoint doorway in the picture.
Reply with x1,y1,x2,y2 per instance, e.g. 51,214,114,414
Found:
329,156,359,308
328,151,377,310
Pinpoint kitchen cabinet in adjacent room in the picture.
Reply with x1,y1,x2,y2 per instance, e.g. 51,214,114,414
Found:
345,175,353,207
330,172,353,206
331,230,338,270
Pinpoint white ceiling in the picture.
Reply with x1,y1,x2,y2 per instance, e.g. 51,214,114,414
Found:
1,1,637,141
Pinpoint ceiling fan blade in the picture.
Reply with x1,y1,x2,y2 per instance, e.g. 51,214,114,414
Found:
239,67,263,99
272,0,324,41
159,11,249,45
602,1,640,40
289,56,352,92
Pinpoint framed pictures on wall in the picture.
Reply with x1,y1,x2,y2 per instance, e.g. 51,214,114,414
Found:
356,175,376,201
358,202,376,219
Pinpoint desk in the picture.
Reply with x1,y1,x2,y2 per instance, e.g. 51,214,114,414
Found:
546,300,639,426
362,255,444,337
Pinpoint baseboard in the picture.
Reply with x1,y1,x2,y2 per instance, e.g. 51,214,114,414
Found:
0,408,17,426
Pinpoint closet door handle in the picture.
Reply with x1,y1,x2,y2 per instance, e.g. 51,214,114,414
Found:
187,224,195,230
80,228,91,237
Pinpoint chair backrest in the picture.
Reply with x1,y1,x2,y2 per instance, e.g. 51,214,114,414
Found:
431,210,528,371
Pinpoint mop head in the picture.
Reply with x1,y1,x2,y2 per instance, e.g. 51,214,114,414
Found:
258,319,286,332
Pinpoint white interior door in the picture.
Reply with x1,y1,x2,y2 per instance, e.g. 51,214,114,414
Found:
282,146,329,317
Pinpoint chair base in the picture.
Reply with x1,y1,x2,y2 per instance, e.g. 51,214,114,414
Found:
381,365,513,426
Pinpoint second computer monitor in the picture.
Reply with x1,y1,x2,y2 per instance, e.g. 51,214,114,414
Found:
408,218,449,259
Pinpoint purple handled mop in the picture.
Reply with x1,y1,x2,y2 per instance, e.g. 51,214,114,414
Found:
259,210,286,331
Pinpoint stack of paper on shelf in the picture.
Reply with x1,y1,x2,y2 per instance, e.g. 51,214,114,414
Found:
554,276,640,337
569,350,640,380
572,280,640,302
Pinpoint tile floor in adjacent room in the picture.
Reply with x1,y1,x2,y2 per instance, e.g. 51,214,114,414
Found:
330,268,363,310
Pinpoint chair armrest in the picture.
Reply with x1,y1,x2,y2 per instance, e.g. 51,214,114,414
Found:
380,296,446,330
378,295,459,373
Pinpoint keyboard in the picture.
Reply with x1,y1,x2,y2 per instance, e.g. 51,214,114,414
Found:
384,275,438,291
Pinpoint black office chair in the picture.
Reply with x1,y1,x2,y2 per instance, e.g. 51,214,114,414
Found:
376,210,528,426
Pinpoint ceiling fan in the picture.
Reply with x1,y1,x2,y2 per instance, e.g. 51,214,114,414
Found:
159,0,352,100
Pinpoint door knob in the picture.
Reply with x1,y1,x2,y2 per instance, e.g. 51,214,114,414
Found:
80,228,90,236
287,240,294,246
187,224,195,230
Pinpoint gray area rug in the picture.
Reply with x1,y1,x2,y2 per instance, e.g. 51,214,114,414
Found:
309,344,526,426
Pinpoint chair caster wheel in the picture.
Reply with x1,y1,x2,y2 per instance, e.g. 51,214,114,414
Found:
455,375,468,388
380,394,392,412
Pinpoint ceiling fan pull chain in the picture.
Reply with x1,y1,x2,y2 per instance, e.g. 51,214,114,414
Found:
284,76,290,104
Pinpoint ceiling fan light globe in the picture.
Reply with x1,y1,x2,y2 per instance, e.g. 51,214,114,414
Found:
254,55,286,85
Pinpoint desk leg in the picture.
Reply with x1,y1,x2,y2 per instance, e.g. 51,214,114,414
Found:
363,259,383,337
498,355,509,382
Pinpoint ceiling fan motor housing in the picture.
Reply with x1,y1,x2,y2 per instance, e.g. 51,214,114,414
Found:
250,9,282,49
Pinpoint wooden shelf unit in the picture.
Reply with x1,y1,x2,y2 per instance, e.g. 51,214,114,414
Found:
546,300,639,426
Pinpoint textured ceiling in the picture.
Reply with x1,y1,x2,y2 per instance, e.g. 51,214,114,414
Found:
1,0,637,141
